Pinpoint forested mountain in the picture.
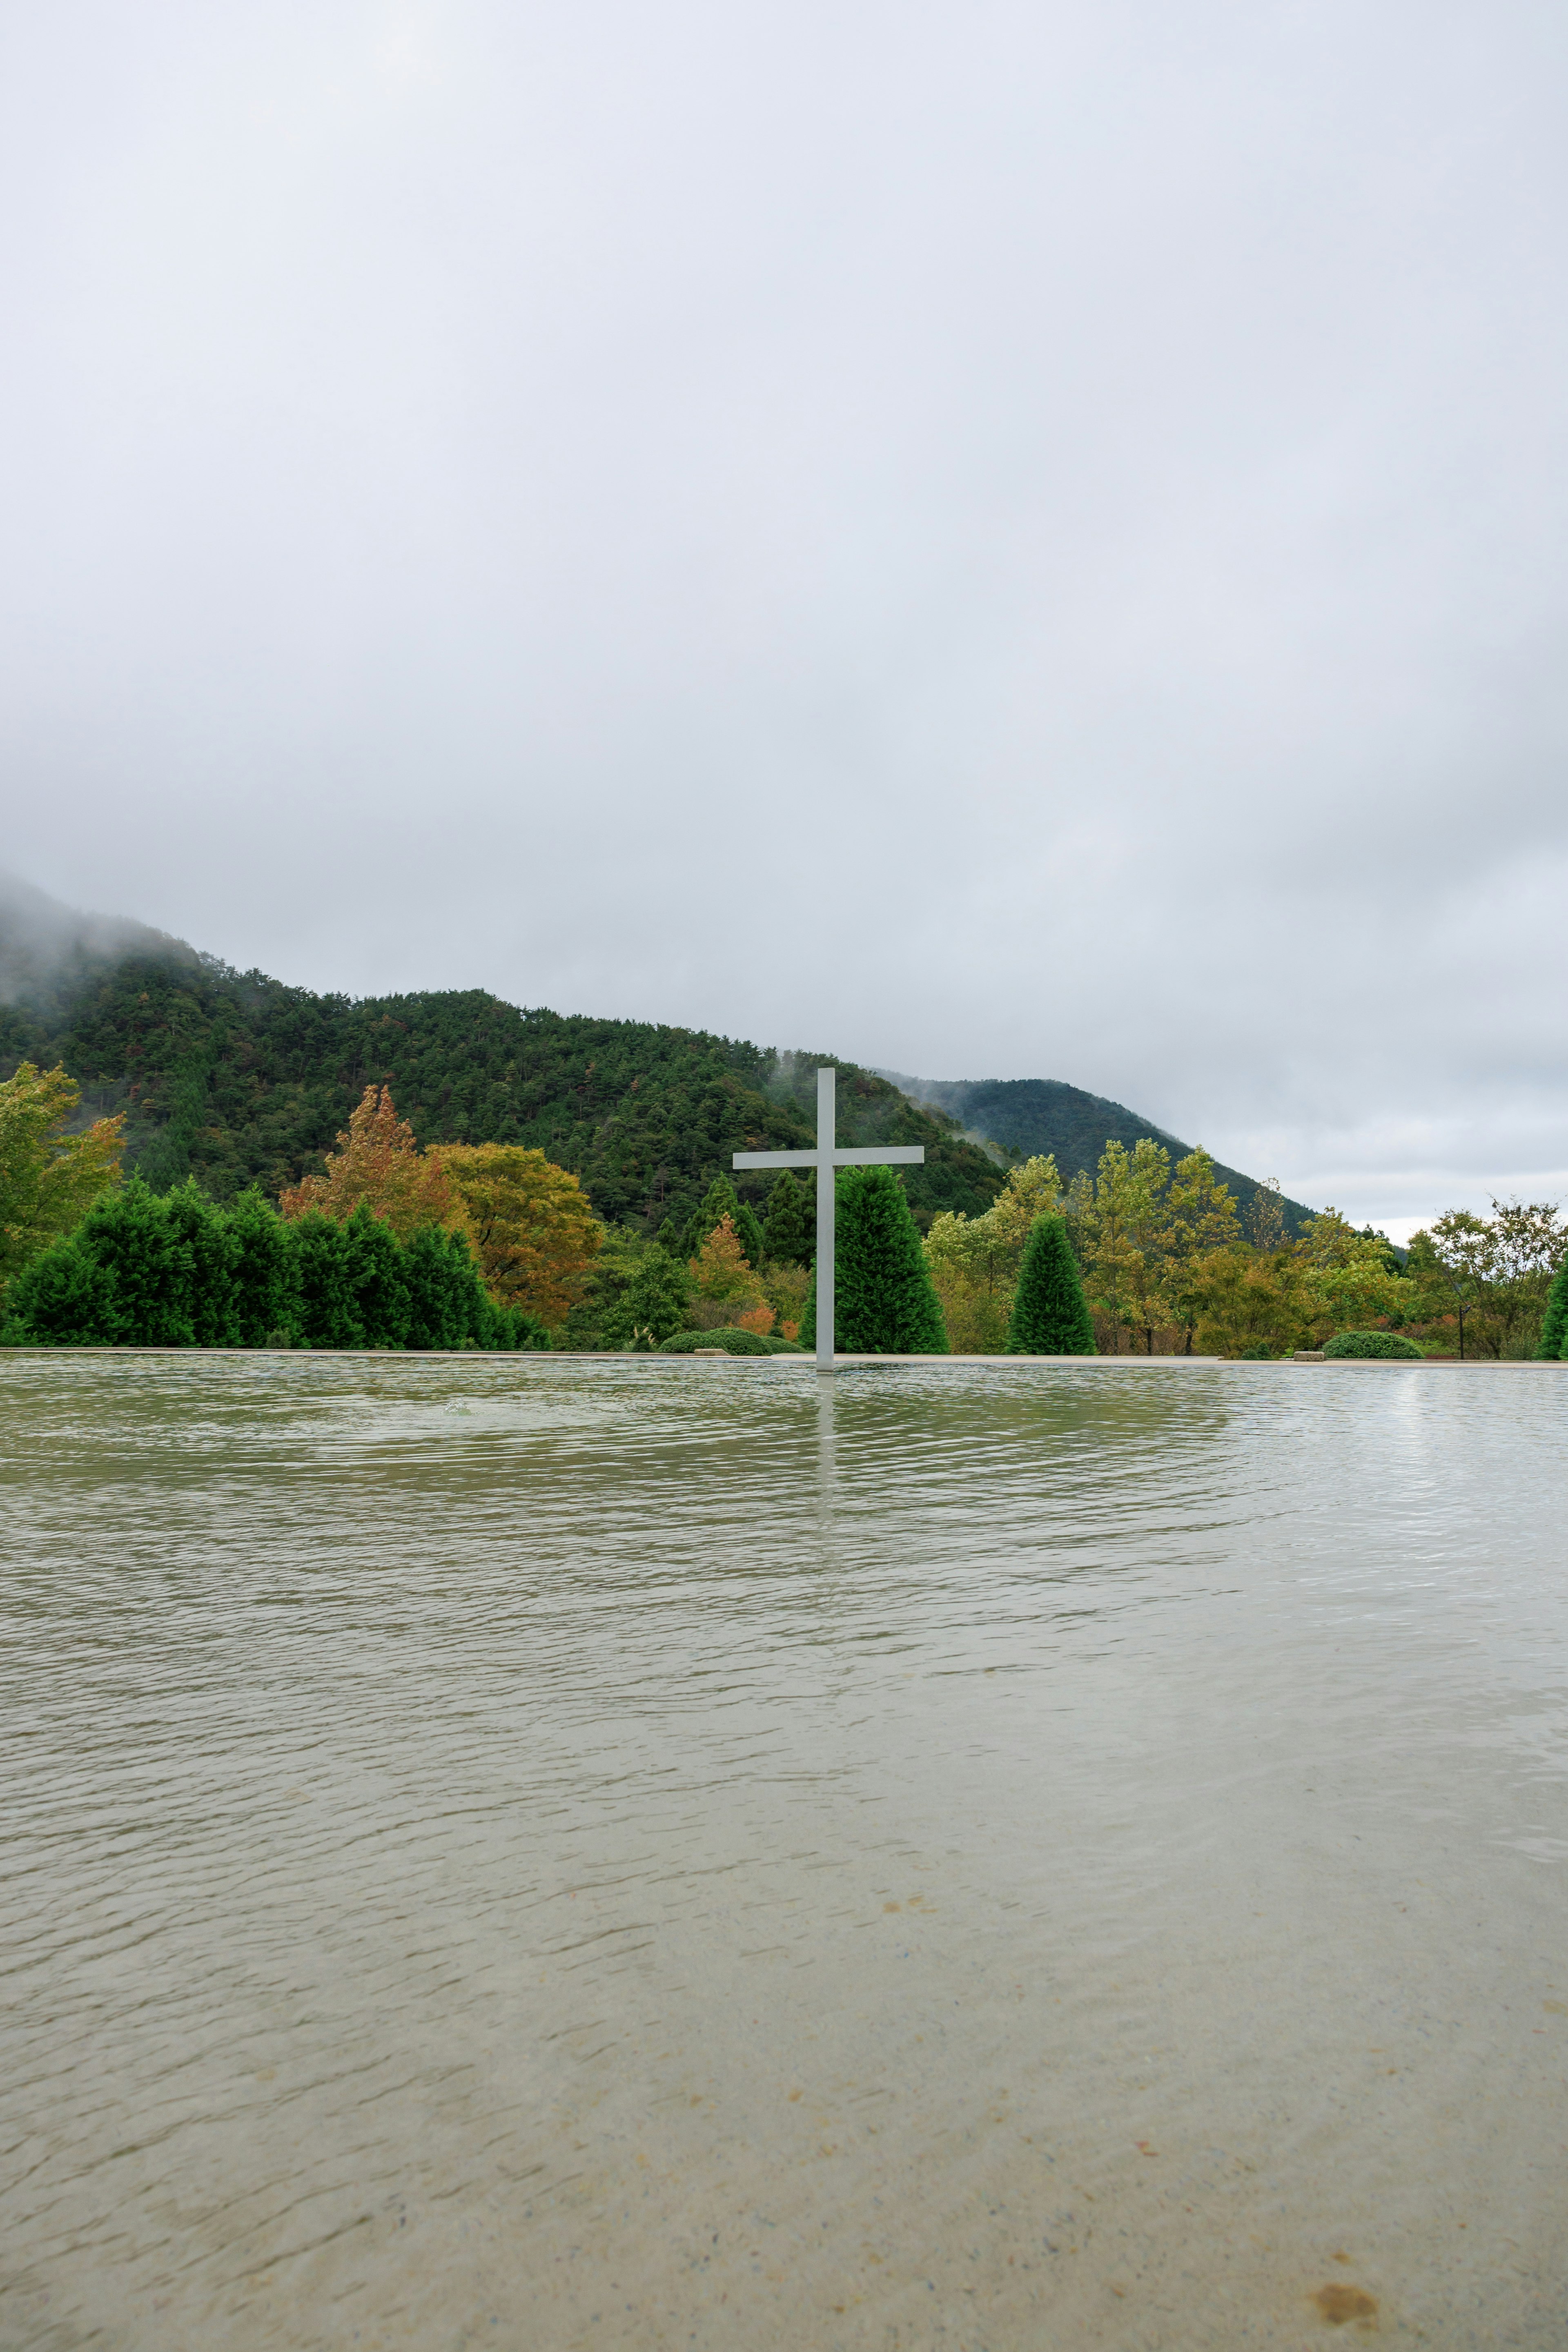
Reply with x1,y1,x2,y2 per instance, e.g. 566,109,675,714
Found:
0,884,1002,1233
884,1071,1315,1236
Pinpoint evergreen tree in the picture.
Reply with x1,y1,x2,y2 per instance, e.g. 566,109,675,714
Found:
763,1170,814,1266
291,1210,364,1349
1537,1250,1568,1360
229,1187,299,1345
403,1224,476,1350
1007,1215,1096,1355
339,1202,411,1348
4,1226,118,1344
58,1181,199,1345
681,1176,766,1270
161,1180,243,1345
797,1167,948,1354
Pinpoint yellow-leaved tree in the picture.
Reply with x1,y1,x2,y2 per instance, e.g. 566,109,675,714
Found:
0,1062,124,1301
280,1086,459,1238
431,1143,603,1327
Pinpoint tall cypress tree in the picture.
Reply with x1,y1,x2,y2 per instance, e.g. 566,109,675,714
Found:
763,1170,813,1266
162,1180,242,1345
798,1167,947,1353
229,1188,298,1346
291,1211,364,1349
340,1203,412,1348
1007,1215,1096,1355
1537,1251,1568,1359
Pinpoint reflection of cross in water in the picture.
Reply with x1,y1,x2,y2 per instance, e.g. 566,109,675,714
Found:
734,1067,924,1373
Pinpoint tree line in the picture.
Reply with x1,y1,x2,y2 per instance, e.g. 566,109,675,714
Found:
4,1057,1564,1358
925,1137,1566,1359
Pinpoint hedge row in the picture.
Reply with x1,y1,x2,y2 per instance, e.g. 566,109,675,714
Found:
2,1180,549,1352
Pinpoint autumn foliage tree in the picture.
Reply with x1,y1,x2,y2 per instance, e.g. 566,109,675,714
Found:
280,1086,458,1239
0,1061,124,1301
431,1143,603,1327
687,1214,774,1334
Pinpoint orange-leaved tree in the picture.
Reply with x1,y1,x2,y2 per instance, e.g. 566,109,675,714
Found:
430,1144,603,1326
688,1214,773,1333
279,1085,459,1240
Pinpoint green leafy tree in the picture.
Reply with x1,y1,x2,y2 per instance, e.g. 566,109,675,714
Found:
1007,1216,1095,1354
798,1167,948,1353
1296,1207,1411,1341
1421,1209,1494,1360
1483,1199,1564,1356
601,1247,693,1349
1080,1138,1171,1350
0,1061,124,1303
1160,1150,1241,1352
762,1170,814,1265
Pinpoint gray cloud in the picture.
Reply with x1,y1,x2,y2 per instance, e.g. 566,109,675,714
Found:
4,0,1567,1234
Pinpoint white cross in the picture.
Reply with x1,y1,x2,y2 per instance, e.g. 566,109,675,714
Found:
734,1067,924,1371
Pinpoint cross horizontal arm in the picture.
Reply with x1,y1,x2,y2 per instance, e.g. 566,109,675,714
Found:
831,1146,925,1166
731,1149,820,1169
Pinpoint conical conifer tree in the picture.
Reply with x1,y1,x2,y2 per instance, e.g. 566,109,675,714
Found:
763,1170,813,1265
1007,1214,1096,1355
797,1166,947,1353
1537,1251,1568,1359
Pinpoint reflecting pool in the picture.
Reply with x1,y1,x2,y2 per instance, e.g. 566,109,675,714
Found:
3,1356,1565,2348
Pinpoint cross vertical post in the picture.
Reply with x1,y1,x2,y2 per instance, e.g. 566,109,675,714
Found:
732,1068,925,1372
815,1066,835,1373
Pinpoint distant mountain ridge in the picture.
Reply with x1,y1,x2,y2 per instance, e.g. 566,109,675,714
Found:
0,875,1000,1232
881,1071,1315,1237
0,873,1313,1236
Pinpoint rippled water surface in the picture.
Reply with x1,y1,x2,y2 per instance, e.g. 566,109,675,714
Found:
3,1355,1566,2351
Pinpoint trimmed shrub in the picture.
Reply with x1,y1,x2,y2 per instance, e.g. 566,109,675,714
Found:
1006,1215,1095,1356
658,1326,801,1355
798,1167,948,1354
1322,1329,1423,1359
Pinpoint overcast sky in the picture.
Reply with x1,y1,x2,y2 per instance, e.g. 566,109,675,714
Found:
3,2,1566,1236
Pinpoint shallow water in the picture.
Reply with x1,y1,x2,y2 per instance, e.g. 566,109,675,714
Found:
2,1355,1566,2352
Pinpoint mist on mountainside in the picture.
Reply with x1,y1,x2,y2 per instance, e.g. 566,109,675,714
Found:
0,870,196,1008
882,1069,1316,1234
0,873,1313,1227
